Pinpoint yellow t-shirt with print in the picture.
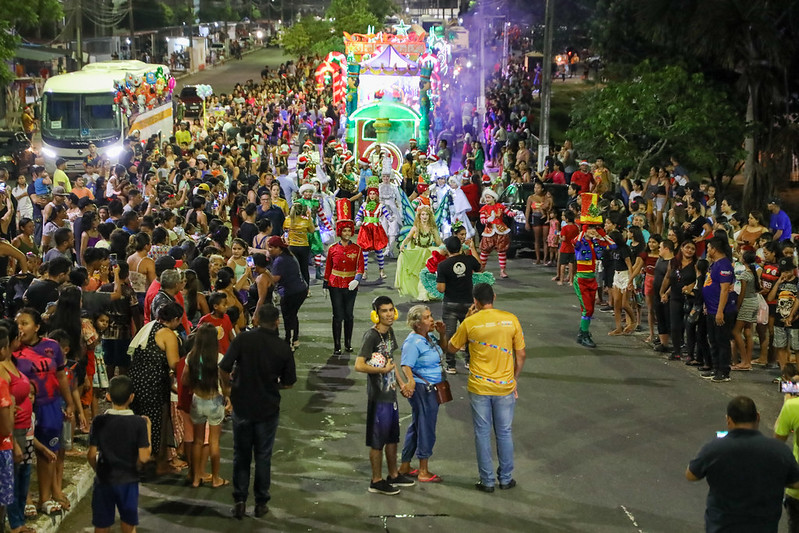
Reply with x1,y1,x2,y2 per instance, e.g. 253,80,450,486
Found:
450,308,525,396
287,216,314,247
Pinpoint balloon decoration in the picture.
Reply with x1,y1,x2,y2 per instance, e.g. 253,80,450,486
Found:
194,84,214,128
113,68,175,118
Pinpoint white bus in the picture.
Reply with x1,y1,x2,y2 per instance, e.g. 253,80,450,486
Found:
41,60,174,173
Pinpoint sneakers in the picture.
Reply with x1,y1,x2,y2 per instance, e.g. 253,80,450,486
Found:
387,474,416,487
577,331,596,348
499,479,517,490
711,374,731,383
369,479,400,495
464,362,470,371
599,305,613,312
445,365,457,375
254,503,269,517
474,480,495,493
700,371,716,380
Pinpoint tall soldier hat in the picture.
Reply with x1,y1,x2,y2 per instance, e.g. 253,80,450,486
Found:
335,198,355,235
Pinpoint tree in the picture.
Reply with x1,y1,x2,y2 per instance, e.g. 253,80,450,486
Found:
280,16,335,57
281,0,379,57
328,0,379,35
0,0,63,85
367,0,396,22
567,63,745,184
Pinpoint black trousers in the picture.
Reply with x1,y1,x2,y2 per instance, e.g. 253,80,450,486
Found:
329,286,357,350
686,310,709,365
655,293,671,337
669,295,685,356
280,290,307,343
289,245,311,289
706,312,736,377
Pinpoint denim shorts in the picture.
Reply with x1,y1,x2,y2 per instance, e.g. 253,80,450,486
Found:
92,480,139,528
190,394,225,426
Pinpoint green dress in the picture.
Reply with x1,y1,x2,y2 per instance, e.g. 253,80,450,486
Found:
395,230,438,301
419,245,496,299
296,197,325,255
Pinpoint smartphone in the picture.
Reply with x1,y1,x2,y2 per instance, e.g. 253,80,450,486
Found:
246,255,255,268
780,380,799,394
109,253,117,266
213,199,219,209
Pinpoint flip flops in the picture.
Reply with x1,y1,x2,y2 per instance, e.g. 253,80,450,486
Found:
211,478,230,488
418,474,443,483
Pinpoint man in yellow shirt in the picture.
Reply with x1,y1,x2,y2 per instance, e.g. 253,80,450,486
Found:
175,121,192,147
52,158,72,192
448,283,526,493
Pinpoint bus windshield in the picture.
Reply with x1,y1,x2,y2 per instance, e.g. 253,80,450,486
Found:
41,93,120,141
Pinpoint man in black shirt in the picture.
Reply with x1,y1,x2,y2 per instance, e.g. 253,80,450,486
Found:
237,203,259,246
219,305,296,519
687,396,799,533
437,236,482,373
256,194,285,236
24,256,71,313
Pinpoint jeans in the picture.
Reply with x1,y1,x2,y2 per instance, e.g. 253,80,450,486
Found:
7,461,32,529
280,290,307,344
706,312,736,377
469,392,515,486
232,412,280,505
329,286,357,349
443,301,471,367
400,385,439,462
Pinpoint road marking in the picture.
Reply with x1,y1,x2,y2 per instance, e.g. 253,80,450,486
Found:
370,514,450,533
619,505,644,532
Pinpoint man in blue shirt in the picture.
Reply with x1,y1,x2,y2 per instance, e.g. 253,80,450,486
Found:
768,197,792,242
701,236,737,382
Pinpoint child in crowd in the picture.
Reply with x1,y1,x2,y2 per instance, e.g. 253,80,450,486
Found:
545,209,560,266
87,375,151,533
553,210,579,286
198,292,236,355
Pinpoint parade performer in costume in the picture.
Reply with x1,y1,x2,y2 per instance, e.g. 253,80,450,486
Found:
411,182,432,211
332,143,345,174
358,157,373,194
297,183,333,280
335,156,362,202
324,199,365,355
355,182,393,280
572,193,616,348
378,172,402,256
448,176,474,238
479,189,518,278
312,175,336,248
395,205,442,301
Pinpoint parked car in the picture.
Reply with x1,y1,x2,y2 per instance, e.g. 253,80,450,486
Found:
498,182,569,258
0,130,32,179
178,86,203,117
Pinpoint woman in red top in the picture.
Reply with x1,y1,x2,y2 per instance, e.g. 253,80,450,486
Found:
753,241,781,366
641,235,662,344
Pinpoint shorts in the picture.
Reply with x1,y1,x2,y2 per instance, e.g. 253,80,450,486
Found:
366,400,399,450
180,410,210,444
189,394,225,426
102,338,132,368
529,214,545,227
35,400,63,452
92,480,139,528
773,327,799,350
81,381,94,408
558,252,575,267
655,197,666,212
613,271,630,291
480,233,510,254
0,449,13,505
736,296,759,324
602,263,614,289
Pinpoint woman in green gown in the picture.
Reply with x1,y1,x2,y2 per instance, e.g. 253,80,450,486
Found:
395,205,442,301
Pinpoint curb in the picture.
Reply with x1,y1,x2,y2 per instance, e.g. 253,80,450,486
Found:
32,460,95,533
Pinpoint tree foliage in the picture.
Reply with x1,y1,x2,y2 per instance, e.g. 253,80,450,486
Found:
328,0,379,35
0,0,63,85
567,63,745,185
281,0,382,57
280,16,336,57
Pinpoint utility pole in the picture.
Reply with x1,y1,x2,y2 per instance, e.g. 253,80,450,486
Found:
75,0,84,68
478,24,485,138
537,0,554,171
188,0,194,72
128,0,135,60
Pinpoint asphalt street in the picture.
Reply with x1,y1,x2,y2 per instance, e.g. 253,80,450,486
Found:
60,48,794,532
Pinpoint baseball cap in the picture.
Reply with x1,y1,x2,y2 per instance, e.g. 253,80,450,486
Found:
779,256,795,272
52,186,69,196
767,196,782,206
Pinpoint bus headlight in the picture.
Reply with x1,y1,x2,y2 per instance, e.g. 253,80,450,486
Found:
105,146,123,159
41,147,56,159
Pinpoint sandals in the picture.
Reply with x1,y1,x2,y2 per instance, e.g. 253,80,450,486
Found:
53,495,71,511
40,500,62,515
211,478,230,488
418,474,443,483
24,504,37,518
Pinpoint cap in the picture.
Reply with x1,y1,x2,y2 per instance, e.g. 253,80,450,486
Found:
267,235,287,248
768,196,782,206
409,138,417,143
779,256,795,272
335,198,354,235
168,246,186,260
359,157,370,166
52,186,69,196
196,153,208,161
55,157,67,167
579,160,589,167
197,183,211,193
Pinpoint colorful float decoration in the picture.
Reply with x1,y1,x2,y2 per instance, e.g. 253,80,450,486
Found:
315,52,348,106
343,27,427,62
113,66,175,118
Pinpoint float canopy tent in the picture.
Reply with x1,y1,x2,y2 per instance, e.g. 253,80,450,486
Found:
358,45,421,108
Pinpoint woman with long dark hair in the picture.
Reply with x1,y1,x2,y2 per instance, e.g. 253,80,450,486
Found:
661,240,698,361
183,323,228,488
732,250,761,370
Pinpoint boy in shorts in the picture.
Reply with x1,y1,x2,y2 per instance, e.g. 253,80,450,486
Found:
768,257,799,369
554,210,579,286
87,375,151,533
354,296,414,495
